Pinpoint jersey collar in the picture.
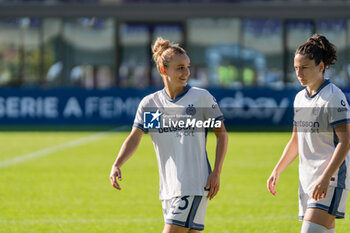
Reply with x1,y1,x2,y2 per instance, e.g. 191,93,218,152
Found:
305,79,330,99
162,85,192,103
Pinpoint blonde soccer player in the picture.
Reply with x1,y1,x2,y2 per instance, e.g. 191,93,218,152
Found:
110,37,228,233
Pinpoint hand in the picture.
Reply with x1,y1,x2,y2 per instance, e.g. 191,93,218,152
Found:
267,171,279,196
312,177,330,201
110,165,122,190
205,172,220,200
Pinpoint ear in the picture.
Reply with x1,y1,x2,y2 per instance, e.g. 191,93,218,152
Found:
160,66,167,76
319,61,325,73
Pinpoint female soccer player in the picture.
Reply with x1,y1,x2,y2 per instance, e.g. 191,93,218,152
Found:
110,37,228,233
267,34,350,233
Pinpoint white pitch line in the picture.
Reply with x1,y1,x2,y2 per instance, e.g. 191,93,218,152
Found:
0,215,296,225
0,217,161,224
0,126,127,169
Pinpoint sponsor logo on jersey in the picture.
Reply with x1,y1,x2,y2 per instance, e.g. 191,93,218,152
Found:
293,120,320,128
293,120,320,133
186,104,196,116
312,106,321,115
341,100,346,107
337,107,348,112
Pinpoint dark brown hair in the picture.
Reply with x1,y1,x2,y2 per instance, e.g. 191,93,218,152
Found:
295,34,337,71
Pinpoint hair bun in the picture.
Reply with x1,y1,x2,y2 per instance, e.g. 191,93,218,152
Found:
308,34,337,67
152,37,171,60
152,37,187,71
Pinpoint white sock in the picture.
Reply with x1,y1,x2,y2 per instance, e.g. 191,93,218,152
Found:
301,221,327,233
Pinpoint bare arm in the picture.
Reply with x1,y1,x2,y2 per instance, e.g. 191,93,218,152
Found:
267,126,299,196
109,127,144,190
205,121,228,200
312,123,350,201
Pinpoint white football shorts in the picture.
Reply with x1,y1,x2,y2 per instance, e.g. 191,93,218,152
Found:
299,186,349,220
162,192,209,231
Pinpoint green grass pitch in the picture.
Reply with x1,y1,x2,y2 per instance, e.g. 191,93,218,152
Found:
0,129,349,233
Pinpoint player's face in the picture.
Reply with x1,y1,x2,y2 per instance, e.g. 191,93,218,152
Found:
164,53,190,88
294,54,324,87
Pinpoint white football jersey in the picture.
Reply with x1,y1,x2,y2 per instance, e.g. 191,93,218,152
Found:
294,80,350,194
133,85,224,200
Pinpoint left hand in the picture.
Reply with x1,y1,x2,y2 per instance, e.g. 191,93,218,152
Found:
205,172,220,200
312,176,330,201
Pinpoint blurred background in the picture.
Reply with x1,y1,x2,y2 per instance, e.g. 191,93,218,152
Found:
0,0,349,127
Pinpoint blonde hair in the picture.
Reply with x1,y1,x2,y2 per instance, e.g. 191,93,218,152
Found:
152,37,186,72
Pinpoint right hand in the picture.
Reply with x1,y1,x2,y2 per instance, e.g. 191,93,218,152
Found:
110,165,122,190
267,171,280,196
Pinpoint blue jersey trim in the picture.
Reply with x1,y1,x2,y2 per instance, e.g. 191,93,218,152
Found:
330,119,350,127
333,128,347,189
186,196,203,230
161,85,191,103
308,203,329,212
337,162,347,189
215,115,225,121
329,187,343,216
190,222,205,230
307,204,345,219
165,220,204,231
165,219,186,227
133,122,143,130
205,128,212,174
305,79,330,99
205,151,212,175
336,213,345,219
133,123,148,133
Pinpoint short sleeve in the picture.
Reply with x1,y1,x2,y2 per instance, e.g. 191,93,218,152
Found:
133,97,148,133
202,91,224,121
327,91,350,127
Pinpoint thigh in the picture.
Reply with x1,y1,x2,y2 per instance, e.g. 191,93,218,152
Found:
303,208,335,229
188,230,201,233
162,224,202,233
162,224,189,233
